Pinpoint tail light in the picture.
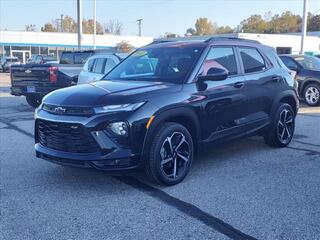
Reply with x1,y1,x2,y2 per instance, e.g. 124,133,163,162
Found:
49,66,58,82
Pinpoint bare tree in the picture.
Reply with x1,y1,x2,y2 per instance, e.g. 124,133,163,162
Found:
105,19,123,35
25,24,37,32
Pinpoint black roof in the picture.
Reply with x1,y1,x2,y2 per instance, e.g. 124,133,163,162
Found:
149,36,260,47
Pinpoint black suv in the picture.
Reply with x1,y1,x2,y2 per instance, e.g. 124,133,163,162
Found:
35,38,298,185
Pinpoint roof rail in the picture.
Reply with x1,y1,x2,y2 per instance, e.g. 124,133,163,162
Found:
205,37,260,44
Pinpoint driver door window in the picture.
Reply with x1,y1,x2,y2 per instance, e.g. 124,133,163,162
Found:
200,47,238,76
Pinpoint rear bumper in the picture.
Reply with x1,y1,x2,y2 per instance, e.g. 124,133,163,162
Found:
10,85,64,96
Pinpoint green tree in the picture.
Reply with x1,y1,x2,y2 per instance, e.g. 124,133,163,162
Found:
61,15,77,33
216,26,234,34
240,14,268,33
116,41,134,53
308,13,320,31
194,17,217,36
41,23,57,32
185,27,196,36
82,19,104,34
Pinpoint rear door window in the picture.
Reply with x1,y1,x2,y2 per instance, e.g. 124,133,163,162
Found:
239,47,266,73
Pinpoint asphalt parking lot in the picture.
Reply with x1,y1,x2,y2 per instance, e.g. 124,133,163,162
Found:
1,72,320,240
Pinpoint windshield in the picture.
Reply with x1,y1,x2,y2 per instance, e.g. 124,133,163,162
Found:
294,55,320,71
104,45,205,84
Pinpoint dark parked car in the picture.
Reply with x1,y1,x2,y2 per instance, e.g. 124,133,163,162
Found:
279,54,320,106
35,38,298,185
10,50,113,108
1,56,20,72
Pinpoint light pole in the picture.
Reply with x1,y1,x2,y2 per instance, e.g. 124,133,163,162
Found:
300,0,308,54
137,18,143,37
93,0,96,49
77,0,83,50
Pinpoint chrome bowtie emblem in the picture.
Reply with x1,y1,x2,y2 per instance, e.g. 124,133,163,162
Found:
54,106,66,114
25,69,32,73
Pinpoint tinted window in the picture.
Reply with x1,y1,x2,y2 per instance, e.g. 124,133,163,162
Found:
239,47,266,73
104,58,117,73
105,46,205,84
279,56,298,69
74,53,91,64
60,53,73,64
294,55,320,71
93,58,106,73
201,47,237,75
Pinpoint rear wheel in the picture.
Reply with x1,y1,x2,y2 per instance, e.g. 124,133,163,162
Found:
146,122,194,186
264,103,295,147
26,95,42,108
303,83,320,106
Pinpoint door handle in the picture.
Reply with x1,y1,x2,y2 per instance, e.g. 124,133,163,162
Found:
234,81,244,88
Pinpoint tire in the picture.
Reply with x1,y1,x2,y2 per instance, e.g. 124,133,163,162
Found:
145,122,194,186
264,103,295,147
303,83,320,106
26,95,42,108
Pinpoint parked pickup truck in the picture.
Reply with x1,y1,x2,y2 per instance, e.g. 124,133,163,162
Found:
10,50,113,108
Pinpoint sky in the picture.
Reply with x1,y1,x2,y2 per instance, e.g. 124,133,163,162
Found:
0,0,319,37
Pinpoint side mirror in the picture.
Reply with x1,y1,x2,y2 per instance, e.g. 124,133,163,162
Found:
197,67,228,82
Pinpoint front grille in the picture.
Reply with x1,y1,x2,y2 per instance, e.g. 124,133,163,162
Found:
36,119,100,153
42,104,94,117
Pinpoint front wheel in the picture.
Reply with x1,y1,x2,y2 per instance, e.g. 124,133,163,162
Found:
303,83,320,106
26,95,42,108
264,103,295,147
146,122,194,186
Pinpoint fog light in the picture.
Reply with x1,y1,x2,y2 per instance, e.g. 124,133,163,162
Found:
108,122,128,136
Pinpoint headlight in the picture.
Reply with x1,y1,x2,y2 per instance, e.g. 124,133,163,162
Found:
94,102,145,114
108,122,128,136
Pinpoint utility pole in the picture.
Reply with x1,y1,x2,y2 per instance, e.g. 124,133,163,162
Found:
60,14,63,32
77,0,83,50
56,14,63,32
93,0,96,49
300,0,308,54
137,18,143,37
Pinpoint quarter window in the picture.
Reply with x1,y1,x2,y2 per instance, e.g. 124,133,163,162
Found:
239,47,266,73
201,47,238,76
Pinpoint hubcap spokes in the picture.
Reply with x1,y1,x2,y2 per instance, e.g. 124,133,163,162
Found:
160,132,190,179
277,109,294,143
306,87,320,104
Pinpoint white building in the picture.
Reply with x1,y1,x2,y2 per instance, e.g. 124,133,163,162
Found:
1,30,320,64
236,32,320,55
0,30,153,63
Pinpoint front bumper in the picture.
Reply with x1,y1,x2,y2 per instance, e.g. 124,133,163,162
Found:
34,109,142,171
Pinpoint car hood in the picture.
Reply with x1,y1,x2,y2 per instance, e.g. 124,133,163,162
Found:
43,80,180,107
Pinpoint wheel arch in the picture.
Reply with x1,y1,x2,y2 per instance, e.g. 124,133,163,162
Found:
141,107,201,161
271,90,299,116
300,79,320,96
